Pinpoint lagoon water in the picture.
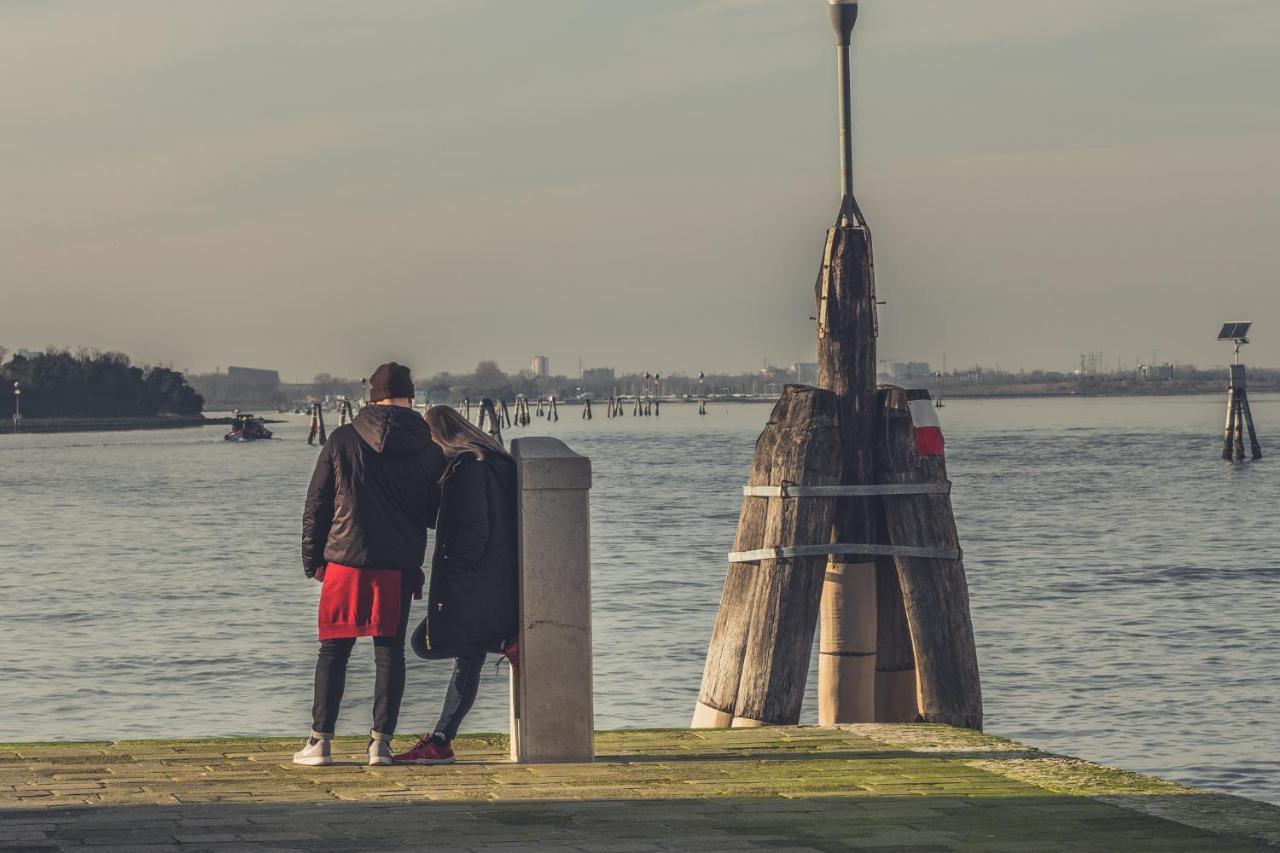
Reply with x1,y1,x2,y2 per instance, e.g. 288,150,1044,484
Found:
1,396,1277,804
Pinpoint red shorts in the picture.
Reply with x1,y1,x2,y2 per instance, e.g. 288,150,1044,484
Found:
316,563,422,641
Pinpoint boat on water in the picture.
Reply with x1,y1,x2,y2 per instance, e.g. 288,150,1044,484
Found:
224,413,273,441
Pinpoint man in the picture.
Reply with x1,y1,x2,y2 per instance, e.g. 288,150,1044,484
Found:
294,362,446,766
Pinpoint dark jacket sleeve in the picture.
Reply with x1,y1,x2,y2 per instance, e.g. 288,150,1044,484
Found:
301,442,337,576
442,459,490,570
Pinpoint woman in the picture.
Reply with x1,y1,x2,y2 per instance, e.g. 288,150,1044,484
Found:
394,405,519,765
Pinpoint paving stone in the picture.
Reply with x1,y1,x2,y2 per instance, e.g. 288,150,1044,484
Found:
0,728,1275,852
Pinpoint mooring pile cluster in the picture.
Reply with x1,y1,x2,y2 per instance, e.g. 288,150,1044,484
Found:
692,0,981,733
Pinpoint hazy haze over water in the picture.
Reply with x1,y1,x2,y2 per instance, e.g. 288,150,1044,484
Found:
2,1,1279,377
1,397,1277,804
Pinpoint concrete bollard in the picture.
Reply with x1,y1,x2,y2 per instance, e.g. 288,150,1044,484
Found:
509,437,594,763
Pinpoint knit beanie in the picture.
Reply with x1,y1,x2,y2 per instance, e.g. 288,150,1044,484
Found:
368,362,414,402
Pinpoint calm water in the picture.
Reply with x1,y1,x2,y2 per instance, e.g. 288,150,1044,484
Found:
1,396,1277,804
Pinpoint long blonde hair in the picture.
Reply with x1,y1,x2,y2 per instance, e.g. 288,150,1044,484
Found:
424,405,511,462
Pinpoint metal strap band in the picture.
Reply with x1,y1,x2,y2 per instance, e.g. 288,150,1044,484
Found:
742,483,950,498
729,544,960,563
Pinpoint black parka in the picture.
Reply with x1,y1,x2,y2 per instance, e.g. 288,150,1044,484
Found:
412,452,518,659
301,405,446,576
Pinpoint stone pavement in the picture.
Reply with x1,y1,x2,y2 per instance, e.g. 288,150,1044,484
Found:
1,726,1276,852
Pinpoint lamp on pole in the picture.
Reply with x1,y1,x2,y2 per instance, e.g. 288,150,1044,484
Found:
828,0,859,225
12,381,21,433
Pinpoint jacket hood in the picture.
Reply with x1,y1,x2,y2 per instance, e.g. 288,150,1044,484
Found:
353,404,433,456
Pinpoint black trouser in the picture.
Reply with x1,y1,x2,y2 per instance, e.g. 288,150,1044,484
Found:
311,587,414,737
432,653,488,742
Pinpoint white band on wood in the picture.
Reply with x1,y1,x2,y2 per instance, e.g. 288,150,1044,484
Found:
729,544,960,563
742,483,950,498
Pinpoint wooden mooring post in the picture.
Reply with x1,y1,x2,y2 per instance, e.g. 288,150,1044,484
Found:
307,402,327,446
477,397,503,445
693,0,983,733
1222,365,1262,461
693,386,842,727
875,388,982,729
814,217,880,724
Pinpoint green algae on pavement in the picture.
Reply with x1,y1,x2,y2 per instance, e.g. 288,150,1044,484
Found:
0,726,1275,851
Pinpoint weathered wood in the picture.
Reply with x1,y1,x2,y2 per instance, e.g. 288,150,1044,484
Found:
692,391,790,726
1242,390,1263,460
815,222,881,723
874,526,918,723
1222,389,1237,461
732,385,843,725
875,387,982,730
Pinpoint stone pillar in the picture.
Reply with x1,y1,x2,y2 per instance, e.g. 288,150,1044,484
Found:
509,437,594,763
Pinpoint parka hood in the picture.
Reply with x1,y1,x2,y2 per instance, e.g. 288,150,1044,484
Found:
353,404,433,456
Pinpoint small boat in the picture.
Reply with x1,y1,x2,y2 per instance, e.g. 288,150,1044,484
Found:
225,413,273,441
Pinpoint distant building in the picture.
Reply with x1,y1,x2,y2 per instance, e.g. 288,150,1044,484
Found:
790,362,819,384
1139,362,1175,381
530,355,549,378
891,361,931,381
227,366,281,388
581,367,615,387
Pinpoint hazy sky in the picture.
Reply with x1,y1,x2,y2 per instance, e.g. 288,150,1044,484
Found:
3,1,1278,381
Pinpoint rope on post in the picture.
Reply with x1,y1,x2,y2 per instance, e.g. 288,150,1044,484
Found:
729,543,960,563
742,483,951,498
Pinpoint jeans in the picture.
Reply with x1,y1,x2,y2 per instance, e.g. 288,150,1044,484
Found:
311,588,413,736
432,653,487,742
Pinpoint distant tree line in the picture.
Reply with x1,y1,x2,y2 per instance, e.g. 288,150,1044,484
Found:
0,347,204,418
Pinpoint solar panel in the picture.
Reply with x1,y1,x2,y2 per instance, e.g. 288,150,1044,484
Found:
1219,322,1252,340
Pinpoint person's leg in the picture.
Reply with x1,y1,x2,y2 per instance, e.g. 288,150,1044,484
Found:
370,581,416,737
312,638,356,735
432,653,487,743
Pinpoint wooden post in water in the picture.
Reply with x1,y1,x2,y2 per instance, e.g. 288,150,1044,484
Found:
693,386,842,727
814,221,880,724
478,397,503,446
1222,364,1262,461
875,387,982,730
874,544,918,722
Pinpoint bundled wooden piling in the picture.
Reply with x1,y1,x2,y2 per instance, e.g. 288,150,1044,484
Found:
463,397,471,421
307,402,327,446
548,395,559,422
693,386,842,727
875,387,982,730
582,398,593,420
336,398,355,427
478,398,503,445
1222,365,1262,461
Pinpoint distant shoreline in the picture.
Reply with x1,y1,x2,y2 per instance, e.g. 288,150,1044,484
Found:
2,415,285,435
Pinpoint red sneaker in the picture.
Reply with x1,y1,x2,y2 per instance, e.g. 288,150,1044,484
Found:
393,735,455,765
498,638,519,677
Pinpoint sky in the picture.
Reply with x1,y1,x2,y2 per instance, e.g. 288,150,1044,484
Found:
2,0,1278,382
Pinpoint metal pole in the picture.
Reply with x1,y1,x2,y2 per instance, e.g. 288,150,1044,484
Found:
829,0,859,224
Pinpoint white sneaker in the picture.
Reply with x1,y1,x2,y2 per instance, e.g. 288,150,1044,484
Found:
368,730,393,766
292,732,332,766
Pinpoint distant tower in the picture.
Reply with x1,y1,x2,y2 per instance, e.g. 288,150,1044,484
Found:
1218,322,1262,461
531,355,550,379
